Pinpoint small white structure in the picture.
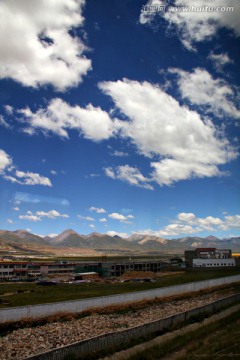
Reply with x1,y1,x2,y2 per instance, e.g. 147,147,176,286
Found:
193,258,235,268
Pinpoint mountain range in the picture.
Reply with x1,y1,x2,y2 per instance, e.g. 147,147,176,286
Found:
0,229,240,257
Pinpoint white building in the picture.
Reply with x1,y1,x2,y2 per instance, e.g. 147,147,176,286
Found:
193,258,235,268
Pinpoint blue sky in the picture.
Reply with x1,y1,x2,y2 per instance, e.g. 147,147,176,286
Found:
0,0,239,239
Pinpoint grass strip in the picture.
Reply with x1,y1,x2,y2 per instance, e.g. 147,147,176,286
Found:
125,307,240,360
0,270,239,308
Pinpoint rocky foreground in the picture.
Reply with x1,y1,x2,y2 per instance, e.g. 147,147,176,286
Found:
0,288,237,360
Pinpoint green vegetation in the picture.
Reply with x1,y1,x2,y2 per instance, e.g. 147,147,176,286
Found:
127,309,240,360
0,270,240,308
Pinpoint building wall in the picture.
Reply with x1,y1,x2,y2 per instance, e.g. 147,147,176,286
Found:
185,248,234,268
0,261,77,280
1,274,240,324
193,258,235,268
102,261,164,277
0,262,28,279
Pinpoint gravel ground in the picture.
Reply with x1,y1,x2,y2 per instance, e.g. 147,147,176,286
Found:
0,289,237,360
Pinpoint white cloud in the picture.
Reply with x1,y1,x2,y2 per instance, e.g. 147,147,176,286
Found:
13,207,20,211
16,170,52,186
107,231,129,238
89,224,95,229
160,224,198,237
99,218,107,222
198,216,224,230
4,170,52,187
89,207,106,213
47,233,59,238
18,98,116,141
135,224,198,238
19,214,41,222
140,0,240,50
100,78,237,186
36,210,69,219
108,213,127,221
0,0,91,90
0,149,12,172
137,212,240,237
177,212,196,223
11,77,238,189
140,0,164,26
170,68,240,118
0,115,10,129
151,160,222,186
108,212,135,223
89,173,100,178
105,165,154,190
19,209,69,222
5,105,13,115
224,215,240,229
77,215,95,221
208,52,233,71
0,148,52,186
178,212,224,231
7,219,13,224
111,150,129,157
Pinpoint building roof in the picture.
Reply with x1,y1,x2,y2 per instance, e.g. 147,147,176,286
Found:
195,248,216,252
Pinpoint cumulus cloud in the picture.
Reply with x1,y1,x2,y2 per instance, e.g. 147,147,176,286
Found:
137,212,240,237
224,215,240,229
16,170,52,186
169,68,240,118
19,213,41,222
100,78,237,186
177,212,196,223
177,212,224,231
18,98,116,141
105,165,154,190
99,218,107,222
11,77,238,188
19,209,69,222
4,170,52,187
108,212,135,223
0,148,52,186
0,149,12,172
89,207,106,213
36,210,69,219
140,0,240,50
0,0,91,90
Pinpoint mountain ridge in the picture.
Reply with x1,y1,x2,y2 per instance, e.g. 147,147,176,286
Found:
0,229,240,255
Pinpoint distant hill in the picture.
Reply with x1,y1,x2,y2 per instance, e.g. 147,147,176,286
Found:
0,229,240,256
0,230,48,254
49,229,88,247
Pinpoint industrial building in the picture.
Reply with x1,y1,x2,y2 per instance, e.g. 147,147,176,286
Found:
0,259,166,280
185,248,235,268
